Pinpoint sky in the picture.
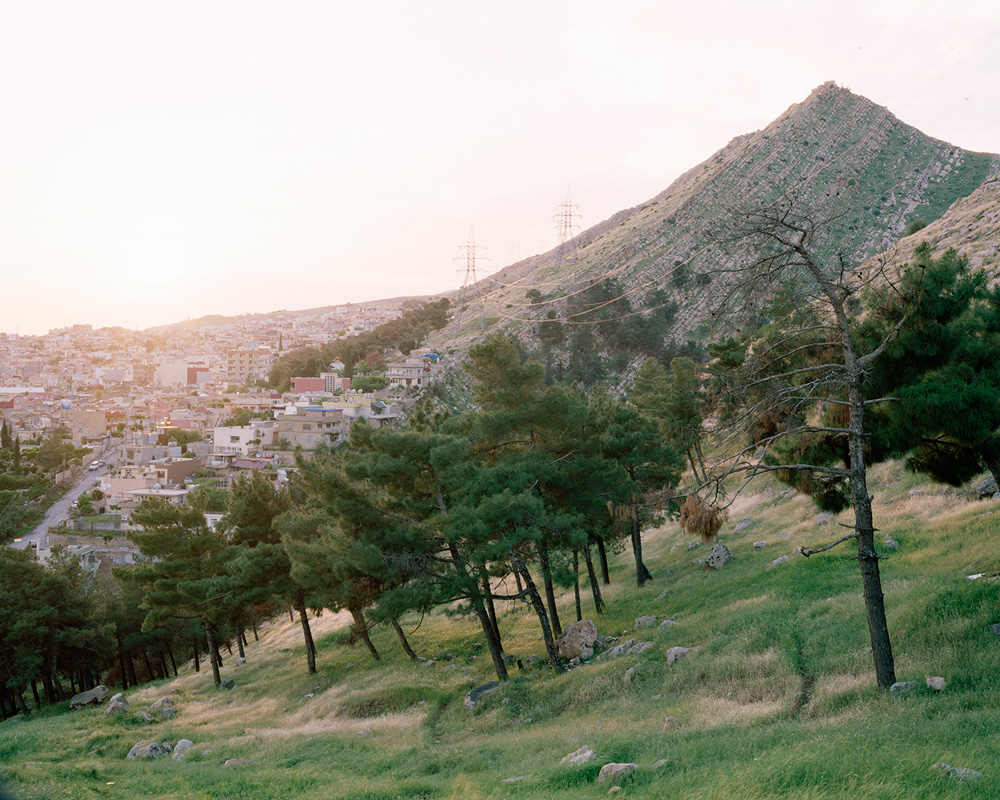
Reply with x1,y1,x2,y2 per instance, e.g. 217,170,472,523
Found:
3,0,1000,336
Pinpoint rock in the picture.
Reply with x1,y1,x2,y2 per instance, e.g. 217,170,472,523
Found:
609,787,622,794
627,641,655,656
623,668,635,684
126,740,171,759
133,712,154,723
687,541,700,550
556,619,599,659
882,537,899,550
224,758,256,768
925,676,946,691
889,681,919,695
471,642,483,650
931,763,983,782
734,518,755,533
174,739,195,754
766,555,790,571
597,638,634,661
235,657,246,666
659,619,678,629
502,776,526,783
975,476,997,498
219,679,236,690
569,657,581,667
561,745,596,764
753,541,768,550
597,763,638,785
464,681,502,710
357,728,372,737
104,693,130,716
991,623,1000,637
172,752,187,762
634,615,657,629
652,759,673,769
666,647,690,665
705,543,732,569
151,696,175,709
69,685,110,710
160,707,177,720
908,488,923,496
423,660,436,667
816,512,833,525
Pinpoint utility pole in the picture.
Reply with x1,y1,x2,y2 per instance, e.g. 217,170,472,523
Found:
454,227,490,333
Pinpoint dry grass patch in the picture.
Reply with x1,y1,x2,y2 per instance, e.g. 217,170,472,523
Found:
689,696,788,728
721,594,772,613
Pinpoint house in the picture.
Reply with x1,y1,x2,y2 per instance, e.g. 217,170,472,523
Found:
386,355,438,388
274,406,346,449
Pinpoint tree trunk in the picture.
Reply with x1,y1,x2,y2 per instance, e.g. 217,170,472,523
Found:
118,638,130,689
480,567,502,650
350,606,380,661
159,650,169,679
511,555,524,595
205,620,222,687
236,629,246,660
536,541,562,637
251,620,259,642
193,638,200,673
390,617,417,659
127,653,137,686
296,595,317,674
583,541,605,614
512,549,566,672
142,649,155,681
596,536,611,585
978,446,1000,488
14,686,29,716
30,680,41,710
572,549,582,622
165,640,178,676
631,517,652,587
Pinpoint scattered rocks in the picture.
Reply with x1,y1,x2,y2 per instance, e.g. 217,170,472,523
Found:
889,681,919,695
734,518,755,533
931,763,983,782
597,763,638,785
561,745,595,764
104,693,130,716
126,740,171,760
464,681,502,710
753,541,768,550
69,685,110,710
557,620,598,659
666,647,691,665
925,676,946,691
224,758,256,769
634,615,657,629
766,555,790,571
705,543,732,569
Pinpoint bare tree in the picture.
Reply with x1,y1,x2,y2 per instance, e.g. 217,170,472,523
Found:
701,194,906,691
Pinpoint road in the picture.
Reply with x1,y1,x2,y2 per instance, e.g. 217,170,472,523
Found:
10,452,116,551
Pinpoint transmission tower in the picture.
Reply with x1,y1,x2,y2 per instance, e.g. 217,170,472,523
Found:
454,226,490,332
552,188,582,265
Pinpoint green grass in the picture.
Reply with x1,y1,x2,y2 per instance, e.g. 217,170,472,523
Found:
3,461,1000,798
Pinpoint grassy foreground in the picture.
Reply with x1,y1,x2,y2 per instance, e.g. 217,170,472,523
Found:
2,461,998,799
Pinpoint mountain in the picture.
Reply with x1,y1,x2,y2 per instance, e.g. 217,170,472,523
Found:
431,82,998,380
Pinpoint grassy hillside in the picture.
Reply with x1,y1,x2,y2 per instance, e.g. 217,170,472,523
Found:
2,462,998,799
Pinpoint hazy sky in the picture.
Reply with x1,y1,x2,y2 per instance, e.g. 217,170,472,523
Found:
3,0,1000,335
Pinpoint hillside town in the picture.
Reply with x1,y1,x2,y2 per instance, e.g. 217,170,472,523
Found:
0,301,445,572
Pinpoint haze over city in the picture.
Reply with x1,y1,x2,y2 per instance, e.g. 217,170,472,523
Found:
3,0,1000,335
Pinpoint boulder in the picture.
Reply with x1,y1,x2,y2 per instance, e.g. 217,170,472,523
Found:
666,647,691,665
925,676,946,691
224,758,256,769
633,615,657,629
931,763,983,782
126,740,171,759
464,681,502,710
687,541,700,550
219,679,236,690
103,693,129,716
133,712,154,723
627,641,655,656
766,555,790,571
173,739,195,755
557,620,598,660
890,681,919,695
705,543,732,569
659,619,678,629
561,745,596,764
623,668,635,684
753,541,768,550
597,763,638,785
160,707,177,720
975,476,997,498
882,537,900,550
151,696,175,708
991,623,1000,638
734,518,755,533
69,685,110,710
